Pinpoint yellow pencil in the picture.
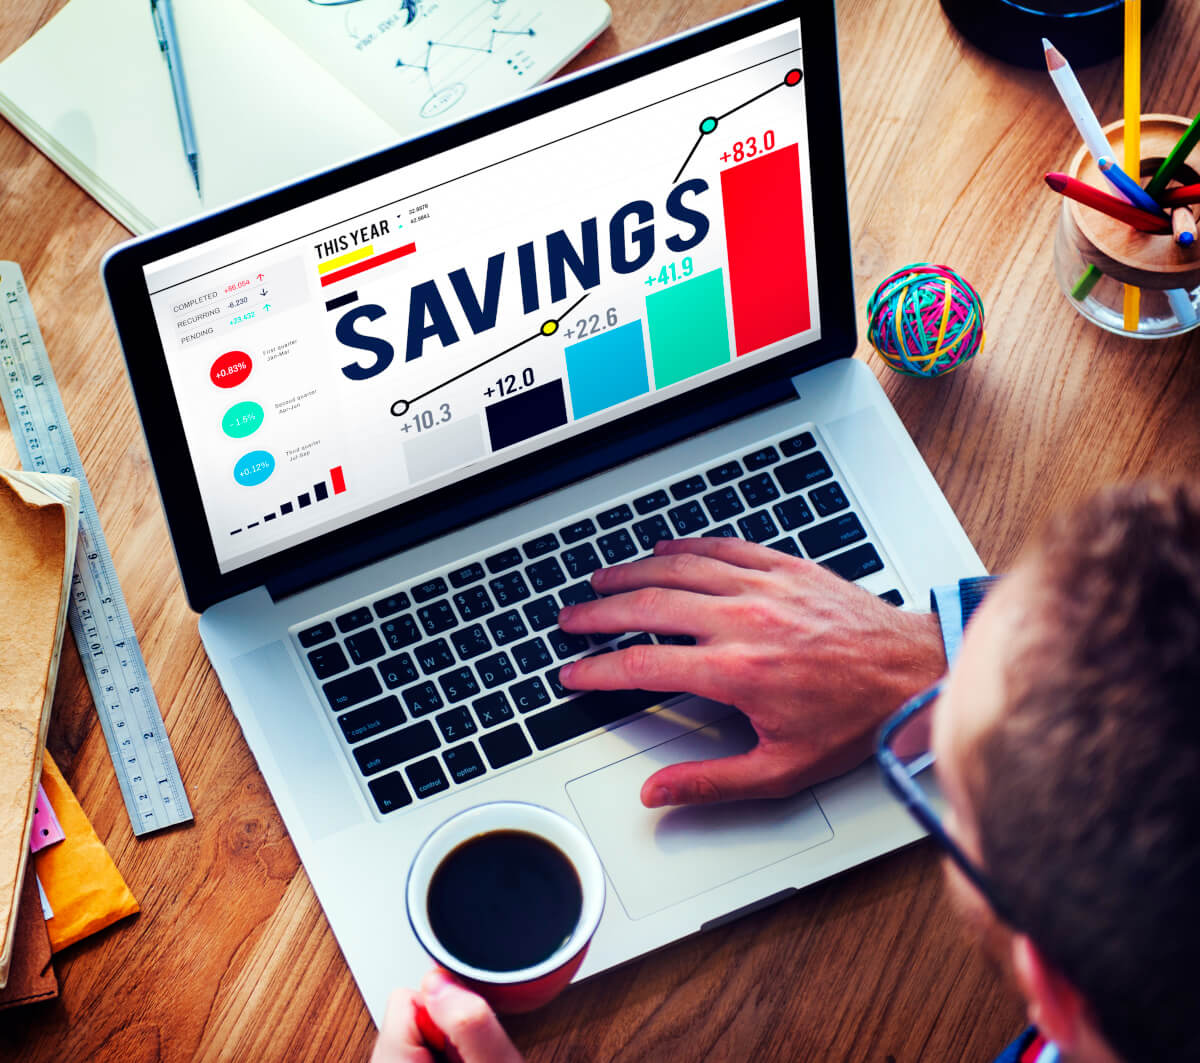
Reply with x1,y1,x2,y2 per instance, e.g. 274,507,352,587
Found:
1123,0,1141,332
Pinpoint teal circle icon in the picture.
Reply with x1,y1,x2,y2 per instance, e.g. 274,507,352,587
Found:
233,450,275,487
222,400,264,438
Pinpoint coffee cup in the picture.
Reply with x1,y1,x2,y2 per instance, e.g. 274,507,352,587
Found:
406,801,606,1015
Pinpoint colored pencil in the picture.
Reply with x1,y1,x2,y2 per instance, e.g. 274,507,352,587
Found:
1045,173,1171,232
1043,39,1114,170
1121,1,1141,331
1159,183,1200,207
1145,111,1200,199
1098,157,1168,217
1172,206,1197,246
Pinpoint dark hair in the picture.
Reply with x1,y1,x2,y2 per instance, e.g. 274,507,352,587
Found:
969,481,1200,1063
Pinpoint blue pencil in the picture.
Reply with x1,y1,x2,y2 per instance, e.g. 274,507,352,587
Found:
1098,156,1168,218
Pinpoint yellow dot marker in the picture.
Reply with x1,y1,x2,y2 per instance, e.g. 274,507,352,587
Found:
541,319,558,336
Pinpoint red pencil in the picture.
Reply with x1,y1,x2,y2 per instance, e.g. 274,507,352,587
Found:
1159,182,1200,207
1044,172,1172,233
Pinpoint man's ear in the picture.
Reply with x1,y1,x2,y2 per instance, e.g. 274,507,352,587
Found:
1010,934,1085,1051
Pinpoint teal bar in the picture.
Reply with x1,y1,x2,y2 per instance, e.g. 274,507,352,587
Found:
645,268,732,389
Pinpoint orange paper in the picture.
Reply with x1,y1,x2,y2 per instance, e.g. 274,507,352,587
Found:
32,752,139,952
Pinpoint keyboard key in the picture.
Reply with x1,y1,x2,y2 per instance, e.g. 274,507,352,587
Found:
776,452,833,492
525,689,664,750
401,681,445,717
545,666,569,699
703,523,737,538
511,676,551,713
798,514,866,559
335,607,373,634
339,695,406,744
780,431,816,456
415,638,455,675
354,719,439,775
703,487,745,522
417,600,457,636
368,772,412,814
810,481,850,517
412,577,448,603
435,705,478,743
451,624,491,661
668,501,709,535
406,757,450,799
617,632,654,650
448,563,485,588
632,514,673,551
378,652,419,689
879,589,905,606
548,627,589,660
472,691,514,728
743,446,780,470
774,496,815,531
512,637,552,674
526,557,567,592
307,643,349,680
522,533,560,559
480,724,533,769
560,518,596,543
633,489,670,514
822,543,884,582
453,585,495,622
597,529,638,564
523,595,560,631
381,615,421,650
489,571,530,607
705,460,743,485
443,743,486,784
487,610,528,645
739,472,780,508
562,543,602,579
438,667,480,704
324,668,383,712
475,652,516,688
669,475,706,501
345,628,385,665
373,593,411,618
485,547,522,573
597,503,633,529
559,582,598,607
767,537,803,557
737,511,779,543
298,621,336,647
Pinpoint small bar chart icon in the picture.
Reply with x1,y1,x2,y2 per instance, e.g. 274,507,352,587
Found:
230,465,347,535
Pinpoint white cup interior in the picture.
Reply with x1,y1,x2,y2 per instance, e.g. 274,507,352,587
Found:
406,801,606,984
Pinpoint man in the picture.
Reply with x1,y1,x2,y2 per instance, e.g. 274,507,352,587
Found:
372,480,1200,1062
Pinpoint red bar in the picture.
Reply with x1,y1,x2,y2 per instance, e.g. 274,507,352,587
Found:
320,243,417,287
330,466,346,494
719,143,810,355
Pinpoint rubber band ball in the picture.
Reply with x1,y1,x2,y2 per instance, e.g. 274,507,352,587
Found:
866,263,986,377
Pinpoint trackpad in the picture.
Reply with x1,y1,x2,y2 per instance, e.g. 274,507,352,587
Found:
565,713,833,920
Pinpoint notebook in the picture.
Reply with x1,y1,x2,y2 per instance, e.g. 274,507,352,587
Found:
102,0,985,1022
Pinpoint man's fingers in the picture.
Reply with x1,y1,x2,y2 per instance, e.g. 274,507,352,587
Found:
560,643,728,702
589,550,762,597
419,970,524,1063
652,536,783,571
559,587,717,640
640,747,809,807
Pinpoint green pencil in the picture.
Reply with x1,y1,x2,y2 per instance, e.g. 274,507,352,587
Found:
1146,111,1200,198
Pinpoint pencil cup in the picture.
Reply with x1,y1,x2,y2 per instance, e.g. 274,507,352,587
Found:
1053,115,1200,338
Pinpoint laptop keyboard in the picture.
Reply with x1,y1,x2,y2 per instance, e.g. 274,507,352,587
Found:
292,425,904,817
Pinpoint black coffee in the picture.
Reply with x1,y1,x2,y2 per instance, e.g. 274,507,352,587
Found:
427,829,583,973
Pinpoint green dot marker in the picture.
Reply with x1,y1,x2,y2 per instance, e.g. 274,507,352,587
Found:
699,117,717,135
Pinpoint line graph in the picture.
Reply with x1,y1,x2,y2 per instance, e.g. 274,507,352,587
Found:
397,26,536,84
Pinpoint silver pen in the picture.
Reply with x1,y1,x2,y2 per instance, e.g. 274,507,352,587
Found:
150,0,201,196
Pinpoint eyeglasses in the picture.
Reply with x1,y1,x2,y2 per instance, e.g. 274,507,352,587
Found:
875,679,1017,927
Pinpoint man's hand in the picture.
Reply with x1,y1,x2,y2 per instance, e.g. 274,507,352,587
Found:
370,970,524,1063
557,538,945,807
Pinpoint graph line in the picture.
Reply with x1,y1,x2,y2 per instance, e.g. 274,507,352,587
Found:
396,26,536,89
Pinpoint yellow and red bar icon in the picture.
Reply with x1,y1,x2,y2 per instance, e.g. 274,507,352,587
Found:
318,243,417,286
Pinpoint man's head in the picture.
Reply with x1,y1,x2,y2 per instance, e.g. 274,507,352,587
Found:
933,480,1200,1063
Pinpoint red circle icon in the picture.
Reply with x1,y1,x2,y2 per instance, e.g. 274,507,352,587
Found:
210,351,252,388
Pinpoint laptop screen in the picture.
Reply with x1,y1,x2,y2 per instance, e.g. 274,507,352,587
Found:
105,0,854,608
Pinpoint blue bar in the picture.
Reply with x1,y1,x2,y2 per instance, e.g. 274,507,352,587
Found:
564,320,650,419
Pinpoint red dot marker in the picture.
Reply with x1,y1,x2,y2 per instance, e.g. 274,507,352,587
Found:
785,68,802,86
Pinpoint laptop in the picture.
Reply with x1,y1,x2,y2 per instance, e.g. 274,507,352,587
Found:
103,0,984,1024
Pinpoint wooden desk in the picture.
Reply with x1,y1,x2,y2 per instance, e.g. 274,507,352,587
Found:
2,1,1198,1059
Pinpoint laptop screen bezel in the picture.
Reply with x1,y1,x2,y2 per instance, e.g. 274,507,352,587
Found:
102,0,855,613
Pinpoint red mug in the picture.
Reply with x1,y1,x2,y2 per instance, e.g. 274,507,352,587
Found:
406,802,606,1017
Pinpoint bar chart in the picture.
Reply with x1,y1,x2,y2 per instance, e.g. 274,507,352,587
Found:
229,464,347,536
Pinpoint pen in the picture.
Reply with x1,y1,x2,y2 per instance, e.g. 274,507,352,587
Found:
150,0,201,196
1042,39,1113,172
1172,206,1197,246
1097,156,1167,218
1044,173,1171,233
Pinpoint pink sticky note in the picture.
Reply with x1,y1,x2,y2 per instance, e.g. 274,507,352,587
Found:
29,783,65,852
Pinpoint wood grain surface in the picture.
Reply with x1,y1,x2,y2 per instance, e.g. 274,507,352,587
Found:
2,1,1198,1060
